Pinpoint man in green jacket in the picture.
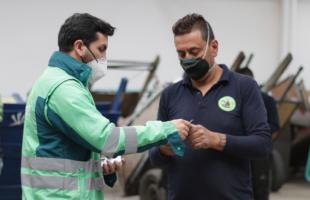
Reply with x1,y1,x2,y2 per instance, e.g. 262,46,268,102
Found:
21,13,190,200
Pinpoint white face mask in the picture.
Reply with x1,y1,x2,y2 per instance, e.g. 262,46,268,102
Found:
87,57,108,85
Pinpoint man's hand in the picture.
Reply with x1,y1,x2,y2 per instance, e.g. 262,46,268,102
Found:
171,119,191,140
102,156,125,175
188,124,226,151
159,119,191,156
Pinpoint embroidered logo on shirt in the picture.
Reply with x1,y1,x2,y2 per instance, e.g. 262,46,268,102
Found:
218,96,236,112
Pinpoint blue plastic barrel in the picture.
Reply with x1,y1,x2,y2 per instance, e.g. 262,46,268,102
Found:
0,104,25,199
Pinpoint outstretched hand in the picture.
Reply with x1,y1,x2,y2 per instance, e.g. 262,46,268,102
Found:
102,156,125,175
171,119,191,140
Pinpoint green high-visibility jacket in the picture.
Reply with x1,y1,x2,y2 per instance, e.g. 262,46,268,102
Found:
21,51,183,200
306,147,310,182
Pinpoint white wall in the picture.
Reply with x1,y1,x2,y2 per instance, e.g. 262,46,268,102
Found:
294,0,310,82
0,0,308,98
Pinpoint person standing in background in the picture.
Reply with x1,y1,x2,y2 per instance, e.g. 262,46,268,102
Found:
236,67,280,200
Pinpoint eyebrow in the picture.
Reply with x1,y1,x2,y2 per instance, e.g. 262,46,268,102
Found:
177,47,200,53
189,47,200,51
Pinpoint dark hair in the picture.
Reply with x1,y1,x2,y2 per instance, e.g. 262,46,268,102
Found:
172,13,214,42
236,67,254,77
58,13,115,52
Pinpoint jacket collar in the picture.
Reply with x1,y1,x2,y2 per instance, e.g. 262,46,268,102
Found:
48,51,91,86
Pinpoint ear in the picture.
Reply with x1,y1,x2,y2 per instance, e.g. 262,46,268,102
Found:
210,39,218,57
72,39,86,58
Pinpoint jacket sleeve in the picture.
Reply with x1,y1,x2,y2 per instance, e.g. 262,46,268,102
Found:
223,78,272,159
149,89,174,167
47,80,183,157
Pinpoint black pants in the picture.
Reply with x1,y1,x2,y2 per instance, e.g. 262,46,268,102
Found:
251,157,270,200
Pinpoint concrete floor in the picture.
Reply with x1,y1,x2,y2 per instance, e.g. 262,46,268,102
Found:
105,176,310,200
269,177,310,200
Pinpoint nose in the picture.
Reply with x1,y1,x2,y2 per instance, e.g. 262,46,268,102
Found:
100,52,106,59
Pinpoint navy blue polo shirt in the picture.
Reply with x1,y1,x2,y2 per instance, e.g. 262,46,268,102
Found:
149,64,272,200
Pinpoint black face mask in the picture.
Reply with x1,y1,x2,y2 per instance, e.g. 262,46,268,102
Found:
180,57,210,80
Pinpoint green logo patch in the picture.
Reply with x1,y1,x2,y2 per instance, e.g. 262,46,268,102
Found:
218,96,236,112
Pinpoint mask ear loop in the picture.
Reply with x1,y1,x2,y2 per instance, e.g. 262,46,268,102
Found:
84,43,99,63
204,23,216,69
202,22,210,59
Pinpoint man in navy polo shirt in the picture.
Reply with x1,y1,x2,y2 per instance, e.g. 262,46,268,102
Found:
149,13,272,200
